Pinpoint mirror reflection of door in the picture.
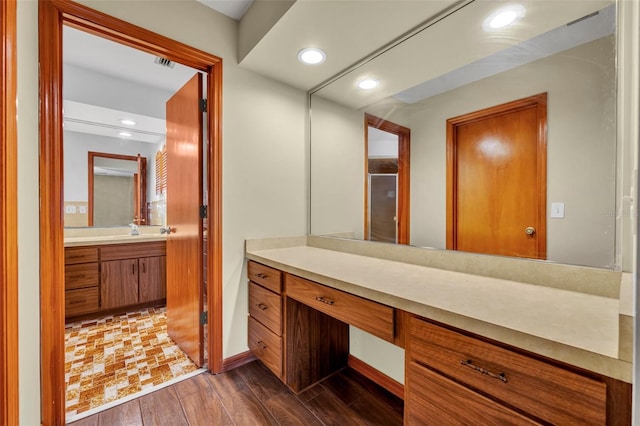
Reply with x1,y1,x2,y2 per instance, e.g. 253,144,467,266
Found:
365,114,410,244
88,152,147,227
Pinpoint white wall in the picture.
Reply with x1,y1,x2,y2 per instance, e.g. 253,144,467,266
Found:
16,1,306,423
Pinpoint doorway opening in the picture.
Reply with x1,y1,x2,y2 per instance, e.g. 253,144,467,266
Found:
39,1,223,424
364,113,411,245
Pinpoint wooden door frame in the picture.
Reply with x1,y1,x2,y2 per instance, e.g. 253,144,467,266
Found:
364,113,411,244
39,1,223,424
446,93,547,259
87,151,147,226
1,0,19,424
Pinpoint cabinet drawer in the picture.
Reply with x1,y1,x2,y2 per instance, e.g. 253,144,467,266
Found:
407,361,539,425
100,241,166,261
248,261,282,294
408,316,606,425
286,274,394,343
249,282,282,335
64,247,99,264
65,262,99,290
248,316,282,377
65,287,99,317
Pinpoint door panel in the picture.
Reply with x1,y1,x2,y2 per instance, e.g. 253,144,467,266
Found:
369,174,397,243
447,94,547,259
166,73,204,366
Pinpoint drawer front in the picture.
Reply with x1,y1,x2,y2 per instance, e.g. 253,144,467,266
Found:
406,361,540,425
248,261,282,294
100,241,166,261
408,316,606,425
249,282,282,335
65,262,99,290
65,287,99,317
64,247,99,264
286,274,394,343
248,316,282,377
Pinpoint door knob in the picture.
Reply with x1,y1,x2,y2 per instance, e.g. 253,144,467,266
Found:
525,226,536,236
160,226,175,235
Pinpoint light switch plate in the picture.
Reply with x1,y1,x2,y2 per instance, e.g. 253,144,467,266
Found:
551,202,565,219
65,205,77,214
79,206,87,214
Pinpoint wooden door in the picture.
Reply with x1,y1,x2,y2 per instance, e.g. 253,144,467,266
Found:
101,259,139,309
166,73,204,366
446,93,547,259
139,256,167,303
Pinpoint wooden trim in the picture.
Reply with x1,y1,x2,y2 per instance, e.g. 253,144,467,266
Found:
39,1,224,424
1,0,19,424
87,151,146,226
347,355,404,400
221,350,257,372
364,113,411,245
445,93,548,259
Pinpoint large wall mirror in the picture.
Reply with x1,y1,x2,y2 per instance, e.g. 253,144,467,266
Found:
310,0,626,270
62,25,201,229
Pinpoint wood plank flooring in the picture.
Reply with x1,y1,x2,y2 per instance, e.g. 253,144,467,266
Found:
69,360,404,425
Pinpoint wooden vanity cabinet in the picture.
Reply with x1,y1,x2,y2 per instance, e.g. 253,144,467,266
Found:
64,247,100,317
65,241,166,320
100,242,166,311
247,261,284,377
405,315,609,425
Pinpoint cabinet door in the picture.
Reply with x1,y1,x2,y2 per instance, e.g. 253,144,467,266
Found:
139,256,166,303
101,259,139,309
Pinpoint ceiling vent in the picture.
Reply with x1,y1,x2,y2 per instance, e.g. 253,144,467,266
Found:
154,57,175,69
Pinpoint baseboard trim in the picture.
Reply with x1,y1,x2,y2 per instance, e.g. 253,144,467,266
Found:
347,354,404,400
221,350,257,372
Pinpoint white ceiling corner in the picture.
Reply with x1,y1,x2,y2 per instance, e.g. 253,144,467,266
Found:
197,0,254,20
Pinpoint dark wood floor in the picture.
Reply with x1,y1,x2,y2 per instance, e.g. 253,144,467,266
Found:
69,360,404,425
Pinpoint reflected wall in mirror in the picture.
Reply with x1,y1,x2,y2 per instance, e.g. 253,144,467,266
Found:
62,25,200,229
310,1,619,269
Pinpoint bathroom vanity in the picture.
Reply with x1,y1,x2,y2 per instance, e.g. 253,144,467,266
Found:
64,235,167,320
246,236,632,425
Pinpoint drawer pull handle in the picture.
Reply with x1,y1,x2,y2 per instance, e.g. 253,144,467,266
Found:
315,296,335,305
257,303,268,311
256,341,267,350
460,359,508,383
256,273,268,279
69,299,85,305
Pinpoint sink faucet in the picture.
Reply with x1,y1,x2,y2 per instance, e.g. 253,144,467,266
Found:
129,223,139,236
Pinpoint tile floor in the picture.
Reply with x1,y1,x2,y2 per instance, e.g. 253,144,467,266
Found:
65,306,199,421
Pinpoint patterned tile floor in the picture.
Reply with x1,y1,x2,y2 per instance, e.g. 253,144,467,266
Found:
65,306,198,420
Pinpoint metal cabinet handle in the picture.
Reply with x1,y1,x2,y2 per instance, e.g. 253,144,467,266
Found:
315,296,335,305
460,359,508,383
257,303,268,311
256,273,268,279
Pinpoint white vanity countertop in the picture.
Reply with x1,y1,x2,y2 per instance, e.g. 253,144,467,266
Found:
246,244,632,383
64,234,166,247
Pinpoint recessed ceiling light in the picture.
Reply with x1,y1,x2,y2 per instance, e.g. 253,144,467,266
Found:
298,48,326,65
357,79,379,90
120,119,136,126
119,131,132,137
484,5,526,31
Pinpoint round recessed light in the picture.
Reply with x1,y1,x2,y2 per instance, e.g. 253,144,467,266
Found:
484,5,526,31
119,131,132,137
120,119,136,126
357,78,379,90
298,48,326,65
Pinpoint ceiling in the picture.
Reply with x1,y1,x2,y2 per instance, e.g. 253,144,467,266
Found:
62,0,615,143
